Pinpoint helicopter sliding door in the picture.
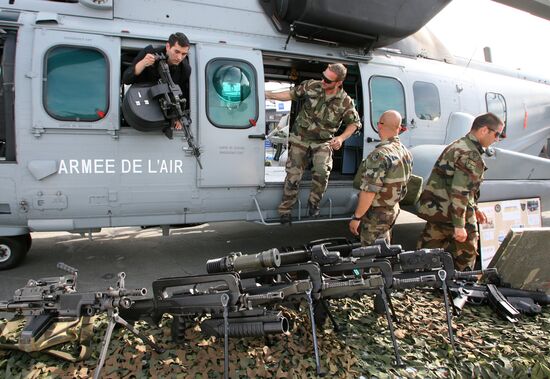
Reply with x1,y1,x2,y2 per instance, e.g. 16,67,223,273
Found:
196,43,265,187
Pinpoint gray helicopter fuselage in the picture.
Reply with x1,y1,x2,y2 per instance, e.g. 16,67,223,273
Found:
1,0,549,265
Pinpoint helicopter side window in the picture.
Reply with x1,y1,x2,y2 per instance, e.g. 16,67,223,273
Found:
413,81,440,121
369,76,406,133
43,46,109,122
206,59,258,129
486,92,507,136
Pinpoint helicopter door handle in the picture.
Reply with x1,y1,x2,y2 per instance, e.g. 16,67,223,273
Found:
248,134,266,140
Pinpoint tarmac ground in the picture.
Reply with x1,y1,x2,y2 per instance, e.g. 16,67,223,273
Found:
0,210,548,301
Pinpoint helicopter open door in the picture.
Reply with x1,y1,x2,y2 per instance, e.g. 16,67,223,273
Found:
196,44,265,187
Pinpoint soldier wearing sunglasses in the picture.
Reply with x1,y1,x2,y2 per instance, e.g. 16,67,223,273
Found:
266,63,362,224
416,112,504,271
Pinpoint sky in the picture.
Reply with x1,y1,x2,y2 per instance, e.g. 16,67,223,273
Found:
266,0,550,91
426,0,550,77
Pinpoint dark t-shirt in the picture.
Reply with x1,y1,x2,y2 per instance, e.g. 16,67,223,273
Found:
122,45,191,96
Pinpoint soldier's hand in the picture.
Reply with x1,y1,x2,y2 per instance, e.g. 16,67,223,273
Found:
475,209,487,224
141,53,156,67
349,219,360,236
173,120,183,130
329,136,344,150
453,227,467,243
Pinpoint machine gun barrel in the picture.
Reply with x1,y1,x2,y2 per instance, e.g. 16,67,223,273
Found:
103,288,148,298
206,248,281,273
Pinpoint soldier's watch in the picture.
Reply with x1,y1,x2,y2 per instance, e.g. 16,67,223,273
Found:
351,214,362,221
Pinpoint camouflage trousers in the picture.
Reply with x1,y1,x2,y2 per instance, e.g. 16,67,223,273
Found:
278,143,333,215
417,222,479,271
360,206,399,246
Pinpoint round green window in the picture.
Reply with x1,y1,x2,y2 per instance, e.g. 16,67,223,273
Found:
212,65,251,104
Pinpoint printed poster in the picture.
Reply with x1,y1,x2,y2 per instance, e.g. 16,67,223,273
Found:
479,197,542,269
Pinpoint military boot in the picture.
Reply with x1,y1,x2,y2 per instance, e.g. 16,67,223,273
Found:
280,213,292,225
308,202,320,218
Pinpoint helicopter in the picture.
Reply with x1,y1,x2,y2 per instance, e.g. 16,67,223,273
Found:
0,0,549,269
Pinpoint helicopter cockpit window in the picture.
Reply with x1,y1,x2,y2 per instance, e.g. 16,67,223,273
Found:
43,46,109,122
369,76,406,133
413,81,440,121
206,59,258,129
486,92,507,135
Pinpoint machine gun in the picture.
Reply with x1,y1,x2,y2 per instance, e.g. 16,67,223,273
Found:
154,53,202,168
0,263,163,379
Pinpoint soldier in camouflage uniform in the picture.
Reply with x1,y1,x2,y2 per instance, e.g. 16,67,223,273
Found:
266,63,362,223
416,113,504,271
349,110,412,245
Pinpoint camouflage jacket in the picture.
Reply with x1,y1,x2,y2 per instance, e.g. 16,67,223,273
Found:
289,80,361,147
416,133,486,227
359,136,413,208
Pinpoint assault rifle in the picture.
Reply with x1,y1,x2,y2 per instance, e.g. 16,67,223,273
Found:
122,249,300,379
153,53,202,168
303,237,549,320
272,238,549,354
450,282,550,321
0,263,162,379
355,239,550,322
209,242,404,368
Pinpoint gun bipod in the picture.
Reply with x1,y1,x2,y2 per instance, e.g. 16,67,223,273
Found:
94,308,165,379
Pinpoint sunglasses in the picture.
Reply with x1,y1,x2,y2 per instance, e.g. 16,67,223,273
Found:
488,128,504,139
322,73,336,84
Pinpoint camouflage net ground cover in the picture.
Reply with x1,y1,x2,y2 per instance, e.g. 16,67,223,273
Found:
1,289,549,378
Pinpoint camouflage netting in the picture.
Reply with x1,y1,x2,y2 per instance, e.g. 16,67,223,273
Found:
1,289,549,378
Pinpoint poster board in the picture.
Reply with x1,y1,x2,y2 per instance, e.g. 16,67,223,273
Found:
478,197,542,269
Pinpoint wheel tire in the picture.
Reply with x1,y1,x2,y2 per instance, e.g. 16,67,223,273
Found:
0,236,28,270
21,233,32,251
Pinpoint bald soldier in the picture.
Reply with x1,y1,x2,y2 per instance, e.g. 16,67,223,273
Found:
349,110,412,245
416,112,504,271
266,63,362,224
